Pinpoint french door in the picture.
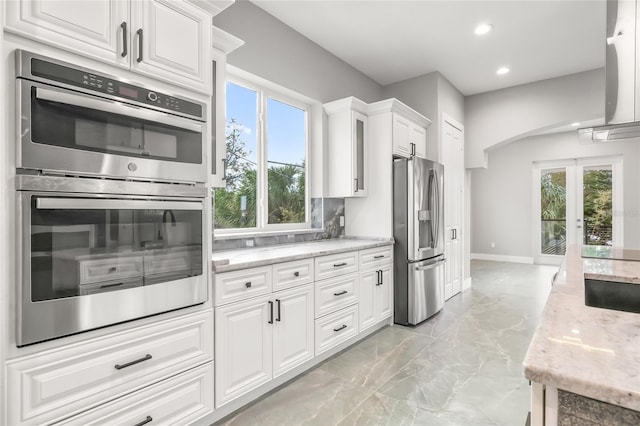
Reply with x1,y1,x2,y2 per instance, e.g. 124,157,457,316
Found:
533,157,623,264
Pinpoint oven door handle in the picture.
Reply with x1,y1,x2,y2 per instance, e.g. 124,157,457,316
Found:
35,86,202,133
35,197,202,211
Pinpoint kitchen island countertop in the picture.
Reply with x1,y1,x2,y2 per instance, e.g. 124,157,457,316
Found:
212,238,394,273
523,245,640,411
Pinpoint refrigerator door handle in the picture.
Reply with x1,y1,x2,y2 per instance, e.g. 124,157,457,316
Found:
433,169,441,248
415,258,447,271
427,172,436,247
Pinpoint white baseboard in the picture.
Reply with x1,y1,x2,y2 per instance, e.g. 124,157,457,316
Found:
471,253,534,264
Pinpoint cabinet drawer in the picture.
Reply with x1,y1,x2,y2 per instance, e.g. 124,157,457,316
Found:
314,251,358,281
273,258,314,292
359,245,393,269
6,309,213,426
315,272,358,318
315,305,359,356
214,265,273,306
57,363,214,425
145,249,192,275
79,256,144,285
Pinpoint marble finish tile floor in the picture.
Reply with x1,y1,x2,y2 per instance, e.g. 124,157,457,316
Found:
219,260,557,426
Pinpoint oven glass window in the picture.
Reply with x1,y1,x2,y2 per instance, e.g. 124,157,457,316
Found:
30,197,203,302
30,87,202,164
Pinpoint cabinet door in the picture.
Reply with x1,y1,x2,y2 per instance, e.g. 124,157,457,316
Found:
410,124,428,159
376,266,393,321
5,0,129,68
392,114,411,158
358,269,377,332
215,295,273,407
272,285,314,378
352,111,368,197
131,0,212,92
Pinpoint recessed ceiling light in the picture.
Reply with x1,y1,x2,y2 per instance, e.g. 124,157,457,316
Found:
571,122,581,126
475,23,494,35
496,67,510,75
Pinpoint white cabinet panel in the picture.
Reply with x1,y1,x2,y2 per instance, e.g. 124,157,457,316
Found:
314,272,358,318
314,251,358,281
410,125,428,159
57,363,214,425
215,296,273,407
272,285,314,378
376,266,393,321
359,246,393,269
315,305,359,356
214,265,272,306
131,0,211,91
5,0,129,67
272,258,314,292
6,310,213,426
392,113,411,158
358,269,377,331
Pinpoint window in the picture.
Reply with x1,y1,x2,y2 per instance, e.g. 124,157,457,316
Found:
214,74,309,233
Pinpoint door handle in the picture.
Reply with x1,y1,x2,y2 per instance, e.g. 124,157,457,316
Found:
275,299,281,321
136,28,144,63
268,301,274,324
354,178,359,193
120,22,128,58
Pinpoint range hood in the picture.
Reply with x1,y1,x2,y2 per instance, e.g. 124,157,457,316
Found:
579,0,640,142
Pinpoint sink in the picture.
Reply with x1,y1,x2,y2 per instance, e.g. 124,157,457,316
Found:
584,278,640,314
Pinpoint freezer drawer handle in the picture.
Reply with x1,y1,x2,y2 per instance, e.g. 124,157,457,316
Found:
415,259,447,271
333,290,348,296
114,354,152,370
133,416,153,426
333,324,347,332
333,262,347,267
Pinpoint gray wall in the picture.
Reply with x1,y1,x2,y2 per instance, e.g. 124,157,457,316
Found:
213,1,383,103
471,131,640,258
465,69,604,169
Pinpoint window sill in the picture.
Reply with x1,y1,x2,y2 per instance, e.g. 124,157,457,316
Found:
213,228,320,241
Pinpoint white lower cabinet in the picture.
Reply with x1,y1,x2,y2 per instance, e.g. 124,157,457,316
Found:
57,363,214,425
359,265,393,332
5,309,213,426
215,284,314,407
315,304,359,355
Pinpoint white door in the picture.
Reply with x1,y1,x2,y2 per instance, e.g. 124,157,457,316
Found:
358,269,377,332
392,114,411,158
442,118,464,300
131,0,211,92
410,124,428,159
376,265,393,321
214,295,273,407
272,285,314,378
534,157,623,264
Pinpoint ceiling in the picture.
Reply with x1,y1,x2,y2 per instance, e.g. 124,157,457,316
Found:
252,0,606,96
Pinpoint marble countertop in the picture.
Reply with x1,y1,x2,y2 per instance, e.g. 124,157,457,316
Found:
212,238,394,273
523,245,640,411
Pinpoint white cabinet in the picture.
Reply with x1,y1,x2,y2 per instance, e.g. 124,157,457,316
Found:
214,283,314,407
6,309,213,426
214,265,273,306
442,118,464,300
323,97,369,197
214,294,273,407
315,304,359,355
392,113,428,159
358,247,393,333
5,0,212,93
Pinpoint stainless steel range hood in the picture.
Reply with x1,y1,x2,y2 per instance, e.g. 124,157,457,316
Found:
580,0,640,142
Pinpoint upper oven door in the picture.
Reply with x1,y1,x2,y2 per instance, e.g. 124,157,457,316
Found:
18,79,207,183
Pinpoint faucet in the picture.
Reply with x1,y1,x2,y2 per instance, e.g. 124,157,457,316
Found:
162,210,176,227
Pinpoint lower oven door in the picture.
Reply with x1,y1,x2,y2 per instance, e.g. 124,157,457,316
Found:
18,192,207,346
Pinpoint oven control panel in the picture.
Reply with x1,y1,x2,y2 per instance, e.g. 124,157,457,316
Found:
26,56,204,120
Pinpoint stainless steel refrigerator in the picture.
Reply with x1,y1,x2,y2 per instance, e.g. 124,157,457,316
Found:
393,157,445,325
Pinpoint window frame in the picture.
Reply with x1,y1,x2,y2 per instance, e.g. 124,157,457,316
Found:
216,67,313,235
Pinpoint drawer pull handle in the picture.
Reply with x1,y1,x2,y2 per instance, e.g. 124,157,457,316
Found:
373,255,385,259
245,282,252,288
120,21,128,58
268,301,274,324
333,324,347,332
114,354,152,370
293,271,300,277
276,299,281,321
100,282,124,289
333,290,348,296
133,416,153,426
333,262,347,267
136,28,144,63
108,266,117,273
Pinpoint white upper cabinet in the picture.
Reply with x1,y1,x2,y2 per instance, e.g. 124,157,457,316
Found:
5,0,212,93
323,97,369,198
410,124,428,158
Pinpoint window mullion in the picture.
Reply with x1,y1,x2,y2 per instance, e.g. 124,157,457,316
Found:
257,90,267,229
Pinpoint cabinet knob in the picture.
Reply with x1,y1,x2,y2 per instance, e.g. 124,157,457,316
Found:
245,281,252,288
293,271,300,277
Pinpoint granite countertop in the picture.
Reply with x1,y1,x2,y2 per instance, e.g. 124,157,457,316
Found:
212,238,394,273
523,245,640,411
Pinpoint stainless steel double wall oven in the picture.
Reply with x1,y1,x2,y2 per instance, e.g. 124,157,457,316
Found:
15,50,209,346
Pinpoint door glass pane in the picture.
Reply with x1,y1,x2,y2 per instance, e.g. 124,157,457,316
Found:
266,97,306,224
541,169,567,255
30,197,202,302
583,166,613,246
215,82,258,229
356,118,364,191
